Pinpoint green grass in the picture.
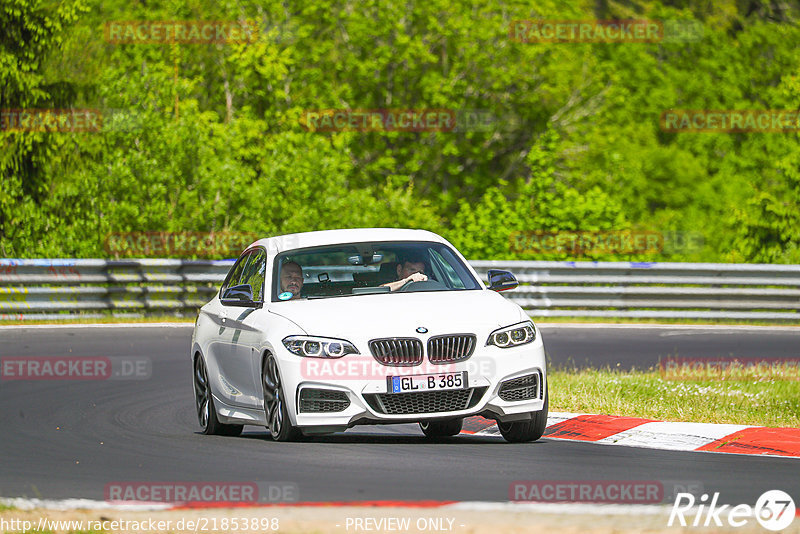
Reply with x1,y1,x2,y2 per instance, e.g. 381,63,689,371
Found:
549,368,800,427
0,503,16,512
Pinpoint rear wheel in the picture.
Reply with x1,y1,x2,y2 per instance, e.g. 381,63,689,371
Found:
497,383,549,443
419,418,463,438
262,355,302,442
193,355,243,436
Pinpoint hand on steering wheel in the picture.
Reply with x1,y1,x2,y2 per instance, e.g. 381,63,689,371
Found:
406,272,428,283
398,272,428,291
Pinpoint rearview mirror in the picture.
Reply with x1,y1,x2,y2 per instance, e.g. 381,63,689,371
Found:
487,269,518,292
220,284,258,307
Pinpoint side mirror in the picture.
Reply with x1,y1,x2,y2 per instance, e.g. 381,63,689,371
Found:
220,284,257,307
487,269,518,292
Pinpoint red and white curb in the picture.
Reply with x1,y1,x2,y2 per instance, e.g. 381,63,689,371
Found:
0,496,674,514
462,413,800,458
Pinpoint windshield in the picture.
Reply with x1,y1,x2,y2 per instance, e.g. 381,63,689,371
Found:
271,241,481,301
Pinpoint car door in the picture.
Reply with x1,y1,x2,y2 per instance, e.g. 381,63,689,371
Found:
216,248,267,408
203,249,249,380
207,250,261,408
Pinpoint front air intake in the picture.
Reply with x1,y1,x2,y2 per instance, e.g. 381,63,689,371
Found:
364,387,487,415
298,388,350,413
498,373,540,402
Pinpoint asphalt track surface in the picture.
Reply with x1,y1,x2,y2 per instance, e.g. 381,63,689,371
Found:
541,324,800,369
0,324,798,505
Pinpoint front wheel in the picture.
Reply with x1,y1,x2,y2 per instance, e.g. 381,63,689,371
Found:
419,418,463,438
193,355,243,436
497,383,549,443
262,355,302,442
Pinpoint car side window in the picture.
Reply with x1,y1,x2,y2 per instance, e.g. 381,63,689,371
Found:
240,249,267,302
221,251,252,296
429,249,465,289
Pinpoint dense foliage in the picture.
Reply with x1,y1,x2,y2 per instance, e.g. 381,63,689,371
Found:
2,0,799,261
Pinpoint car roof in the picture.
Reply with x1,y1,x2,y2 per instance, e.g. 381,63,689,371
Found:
248,228,448,254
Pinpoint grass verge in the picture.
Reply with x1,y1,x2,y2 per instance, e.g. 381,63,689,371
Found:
549,368,800,428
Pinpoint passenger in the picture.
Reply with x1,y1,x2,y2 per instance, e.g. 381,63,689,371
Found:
382,254,428,292
279,261,304,300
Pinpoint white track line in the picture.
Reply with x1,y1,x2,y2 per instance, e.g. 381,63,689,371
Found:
597,422,753,451
0,497,171,511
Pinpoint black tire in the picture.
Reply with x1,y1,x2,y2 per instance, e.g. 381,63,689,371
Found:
497,383,549,443
262,354,303,442
193,355,243,436
419,418,463,438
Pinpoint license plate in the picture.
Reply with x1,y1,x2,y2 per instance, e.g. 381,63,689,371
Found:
388,371,467,393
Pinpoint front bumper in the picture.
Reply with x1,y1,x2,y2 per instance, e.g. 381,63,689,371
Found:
278,341,547,430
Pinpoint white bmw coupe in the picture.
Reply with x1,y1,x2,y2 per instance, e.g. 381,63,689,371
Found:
191,228,548,443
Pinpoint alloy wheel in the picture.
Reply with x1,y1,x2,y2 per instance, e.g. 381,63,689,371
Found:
263,356,284,438
194,356,210,430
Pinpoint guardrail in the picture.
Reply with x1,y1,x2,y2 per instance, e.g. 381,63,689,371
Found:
0,259,232,321
1,259,799,321
471,261,800,321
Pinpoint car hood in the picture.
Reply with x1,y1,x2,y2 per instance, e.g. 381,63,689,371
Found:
269,289,527,340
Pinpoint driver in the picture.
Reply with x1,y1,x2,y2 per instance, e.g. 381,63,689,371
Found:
382,254,428,292
279,261,304,300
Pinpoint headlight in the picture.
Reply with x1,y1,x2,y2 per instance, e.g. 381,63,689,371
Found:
282,336,359,358
486,321,536,348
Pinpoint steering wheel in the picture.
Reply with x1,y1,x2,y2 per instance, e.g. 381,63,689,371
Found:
397,279,417,292
396,279,446,292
